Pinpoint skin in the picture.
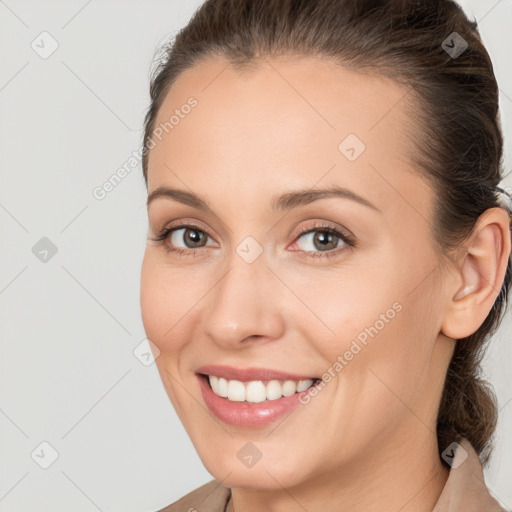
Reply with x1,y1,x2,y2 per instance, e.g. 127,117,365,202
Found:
140,56,511,512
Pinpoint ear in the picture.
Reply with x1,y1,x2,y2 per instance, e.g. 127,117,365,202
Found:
441,207,511,340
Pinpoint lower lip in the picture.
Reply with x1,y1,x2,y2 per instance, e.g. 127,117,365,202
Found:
197,374,304,428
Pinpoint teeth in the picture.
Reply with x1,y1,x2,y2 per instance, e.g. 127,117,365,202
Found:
217,377,228,397
208,376,315,402
266,380,282,400
297,379,313,392
245,381,267,403
282,380,297,396
227,380,246,402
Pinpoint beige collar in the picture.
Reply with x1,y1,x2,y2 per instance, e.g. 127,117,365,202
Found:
432,438,507,511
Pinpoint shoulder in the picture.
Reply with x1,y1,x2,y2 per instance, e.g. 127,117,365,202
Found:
157,479,231,512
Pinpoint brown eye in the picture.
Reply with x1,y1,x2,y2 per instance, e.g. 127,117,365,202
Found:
170,227,209,249
150,222,219,256
295,228,346,252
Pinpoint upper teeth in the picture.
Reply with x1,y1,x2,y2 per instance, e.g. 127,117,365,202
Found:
208,375,315,403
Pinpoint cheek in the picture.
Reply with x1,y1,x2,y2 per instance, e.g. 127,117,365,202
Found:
140,255,163,345
280,259,399,359
290,253,437,396
140,251,217,355
335,280,441,417
140,251,187,353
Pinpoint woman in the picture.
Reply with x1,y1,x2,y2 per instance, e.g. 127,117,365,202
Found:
139,0,512,510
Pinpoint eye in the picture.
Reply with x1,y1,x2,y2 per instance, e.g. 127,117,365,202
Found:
168,227,210,249
290,223,356,259
149,223,217,256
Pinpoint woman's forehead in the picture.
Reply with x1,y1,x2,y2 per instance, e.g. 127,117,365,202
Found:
147,56,429,219
156,55,412,136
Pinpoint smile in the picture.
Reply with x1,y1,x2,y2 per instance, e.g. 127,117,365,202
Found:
207,375,317,403
195,364,322,427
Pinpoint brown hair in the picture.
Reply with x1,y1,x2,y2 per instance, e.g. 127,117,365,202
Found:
142,0,512,467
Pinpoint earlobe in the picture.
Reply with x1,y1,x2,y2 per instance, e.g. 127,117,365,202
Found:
441,207,511,340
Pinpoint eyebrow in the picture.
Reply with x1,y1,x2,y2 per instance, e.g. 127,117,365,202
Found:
146,185,380,213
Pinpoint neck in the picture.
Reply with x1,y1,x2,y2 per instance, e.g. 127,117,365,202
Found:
229,429,449,512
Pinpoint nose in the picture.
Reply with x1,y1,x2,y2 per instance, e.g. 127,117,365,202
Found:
201,255,286,350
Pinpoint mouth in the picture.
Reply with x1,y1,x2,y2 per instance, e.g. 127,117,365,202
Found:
194,364,322,427
199,373,321,403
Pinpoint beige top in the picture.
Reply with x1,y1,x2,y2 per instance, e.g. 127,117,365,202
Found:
159,439,509,512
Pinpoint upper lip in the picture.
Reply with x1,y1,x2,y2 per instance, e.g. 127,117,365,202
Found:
195,364,318,382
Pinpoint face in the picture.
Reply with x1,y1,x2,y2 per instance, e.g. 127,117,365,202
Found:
140,56,454,489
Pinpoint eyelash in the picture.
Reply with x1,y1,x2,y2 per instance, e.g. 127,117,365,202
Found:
149,221,357,260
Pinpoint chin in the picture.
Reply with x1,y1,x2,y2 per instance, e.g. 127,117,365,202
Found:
200,453,308,490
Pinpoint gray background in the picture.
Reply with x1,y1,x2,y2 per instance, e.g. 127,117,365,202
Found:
0,0,510,510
